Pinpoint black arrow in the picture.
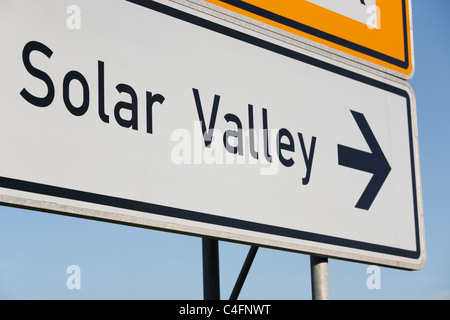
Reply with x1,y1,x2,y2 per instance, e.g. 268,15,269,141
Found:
338,110,391,210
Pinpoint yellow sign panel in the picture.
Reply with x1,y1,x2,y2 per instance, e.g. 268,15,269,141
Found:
203,0,413,77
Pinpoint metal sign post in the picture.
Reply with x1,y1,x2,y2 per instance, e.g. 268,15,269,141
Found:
229,246,259,300
202,238,221,300
310,255,330,300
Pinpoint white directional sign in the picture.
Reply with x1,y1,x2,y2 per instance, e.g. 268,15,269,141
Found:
0,0,424,269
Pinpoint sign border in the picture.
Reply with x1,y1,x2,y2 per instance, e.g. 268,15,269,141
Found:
1,0,423,268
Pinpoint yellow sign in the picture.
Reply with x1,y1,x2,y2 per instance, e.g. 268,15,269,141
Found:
203,0,413,77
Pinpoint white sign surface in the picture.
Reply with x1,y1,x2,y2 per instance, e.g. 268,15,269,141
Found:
0,0,424,269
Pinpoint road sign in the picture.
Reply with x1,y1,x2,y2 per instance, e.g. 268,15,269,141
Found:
201,0,414,78
0,0,424,269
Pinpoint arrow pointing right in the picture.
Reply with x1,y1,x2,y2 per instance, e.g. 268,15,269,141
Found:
338,110,391,210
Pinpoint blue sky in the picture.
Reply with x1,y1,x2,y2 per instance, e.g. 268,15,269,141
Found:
1,0,449,300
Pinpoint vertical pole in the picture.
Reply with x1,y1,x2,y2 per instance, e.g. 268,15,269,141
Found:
202,238,220,300
310,255,330,300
